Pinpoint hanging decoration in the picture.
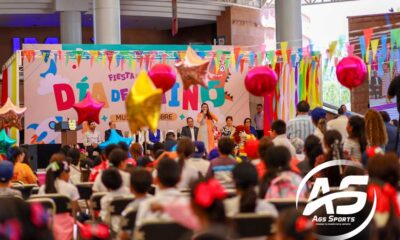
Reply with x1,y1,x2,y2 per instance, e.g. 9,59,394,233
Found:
125,71,163,133
0,98,26,130
148,64,177,93
336,56,367,89
244,66,277,96
175,46,210,89
73,92,105,125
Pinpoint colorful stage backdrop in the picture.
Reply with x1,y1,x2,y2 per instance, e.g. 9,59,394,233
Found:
22,44,321,144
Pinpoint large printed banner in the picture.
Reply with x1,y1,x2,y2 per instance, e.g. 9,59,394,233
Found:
23,44,250,144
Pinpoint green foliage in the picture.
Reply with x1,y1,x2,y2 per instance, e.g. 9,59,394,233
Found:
322,80,350,107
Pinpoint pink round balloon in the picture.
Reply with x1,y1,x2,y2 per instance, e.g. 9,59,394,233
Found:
336,56,367,89
148,64,177,93
244,66,278,96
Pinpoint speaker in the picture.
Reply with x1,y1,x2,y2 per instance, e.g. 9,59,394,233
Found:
21,144,61,171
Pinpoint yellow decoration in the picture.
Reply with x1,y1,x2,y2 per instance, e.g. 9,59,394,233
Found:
125,71,163,133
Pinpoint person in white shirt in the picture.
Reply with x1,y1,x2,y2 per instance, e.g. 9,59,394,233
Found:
176,139,201,189
84,121,102,151
271,120,297,157
181,117,199,141
343,116,366,162
187,141,210,178
327,107,349,142
119,168,153,239
67,148,81,184
100,168,133,231
93,148,131,193
224,162,278,217
38,159,80,240
135,158,188,229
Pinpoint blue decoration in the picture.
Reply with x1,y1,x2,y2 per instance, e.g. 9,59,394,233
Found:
99,129,132,149
149,129,161,144
0,129,16,154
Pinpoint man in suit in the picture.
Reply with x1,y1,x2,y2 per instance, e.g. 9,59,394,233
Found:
370,71,382,99
104,121,123,141
181,117,199,141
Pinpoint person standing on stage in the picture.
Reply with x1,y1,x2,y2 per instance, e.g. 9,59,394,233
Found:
197,103,218,152
84,121,102,155
254,104,264,139
104,121,123,141
181,117,199,141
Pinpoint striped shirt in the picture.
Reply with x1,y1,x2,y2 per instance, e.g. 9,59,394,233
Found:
287,115,315,141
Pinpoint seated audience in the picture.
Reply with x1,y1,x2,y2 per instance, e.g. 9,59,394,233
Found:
89,144,120,182
100,168,133,231
39,158,80,240
187,141,210,178
119,168,153,240
270,120,296,157
379,111,400,155
0,160,22,198
297,135,323,177
0,198,53,239
256,137,274,180
365,109,388,149
224,162,278,217
67,148,81,184
135,157,186,228
8,147,37,184
206,137,237,189
315,130,344,186
276,208,314,240
221,116,236,137
310,107,327,141
259,146,305,199
367,152,400,240
93,148,130,193
176,138,201,189
343,115,366,162
129,143,143,165
164,131,178,151
287,100,314,141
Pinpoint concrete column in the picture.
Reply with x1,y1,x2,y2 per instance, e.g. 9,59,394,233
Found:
93,0,121,44
60,11,82,43
275,0,303,49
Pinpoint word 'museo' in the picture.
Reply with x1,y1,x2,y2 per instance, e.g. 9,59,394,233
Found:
53,80,226,111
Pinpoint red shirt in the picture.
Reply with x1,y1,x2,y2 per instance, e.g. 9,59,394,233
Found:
89,161,108,182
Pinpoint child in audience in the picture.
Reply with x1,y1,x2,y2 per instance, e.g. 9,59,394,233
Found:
256,136,274,180
39,159,80,240
297,135,323,177
0,160,22,198
367,153,400,240
206,137,237,189
365,109,388,149
176,138,201,189
344,116,367,162
119,168,152,240
100,168,133,231
259,146,305,199
314,130,344,186
276,208,314,240
187,141,210,178
224,162,278,217
135,157,186,228
8,146,37,184
67,148,82,184
310,107,327,141
93,148,130,193
89,144,119,182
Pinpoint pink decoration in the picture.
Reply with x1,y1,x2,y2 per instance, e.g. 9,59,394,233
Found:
73,92,105,125
336,56,367,89
244,66,277,96
148,64,177,93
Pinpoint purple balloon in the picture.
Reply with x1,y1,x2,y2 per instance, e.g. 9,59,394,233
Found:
245,66,278,96
336,56,367,89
